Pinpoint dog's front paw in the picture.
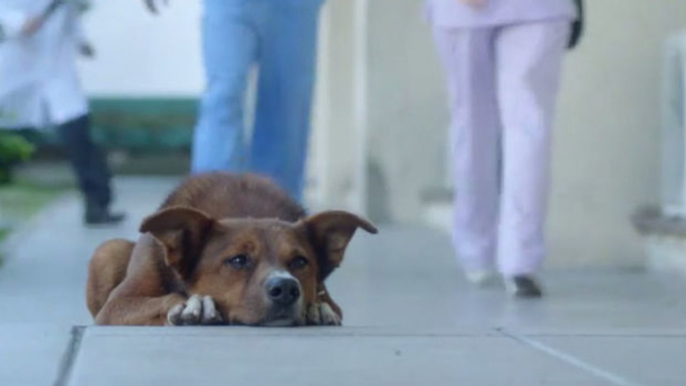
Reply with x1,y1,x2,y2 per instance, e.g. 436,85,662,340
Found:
305,302,342,326
167,295,223,326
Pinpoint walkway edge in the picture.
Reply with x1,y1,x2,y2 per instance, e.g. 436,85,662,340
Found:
53,326,85,386
0,193,74,259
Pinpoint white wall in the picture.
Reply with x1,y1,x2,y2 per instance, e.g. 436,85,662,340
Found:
549,1,686,267
307,0,362,212
312,0,448,220
366,0,447,223
79,1,203,96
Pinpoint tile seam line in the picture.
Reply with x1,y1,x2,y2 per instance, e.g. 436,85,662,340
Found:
79,331,502,338
496,327,644,386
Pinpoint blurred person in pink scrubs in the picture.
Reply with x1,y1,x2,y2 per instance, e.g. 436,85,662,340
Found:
426,0,583,297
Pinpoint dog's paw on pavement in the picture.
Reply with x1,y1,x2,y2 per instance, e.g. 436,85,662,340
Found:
167,295,223,326
306,302,342,326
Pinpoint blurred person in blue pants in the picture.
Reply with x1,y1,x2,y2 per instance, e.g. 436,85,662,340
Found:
145,0,325,201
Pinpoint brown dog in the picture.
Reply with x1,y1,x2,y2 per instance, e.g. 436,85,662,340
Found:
86,172,377,326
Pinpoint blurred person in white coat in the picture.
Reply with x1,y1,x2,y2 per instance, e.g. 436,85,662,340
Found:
0,0,124,225
426,0,583,297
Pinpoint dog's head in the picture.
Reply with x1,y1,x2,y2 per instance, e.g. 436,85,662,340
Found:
140,207,377,326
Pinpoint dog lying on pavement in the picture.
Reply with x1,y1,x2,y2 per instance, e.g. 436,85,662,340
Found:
86,172,377,326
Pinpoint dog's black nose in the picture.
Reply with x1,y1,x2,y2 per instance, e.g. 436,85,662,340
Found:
266,277,301,307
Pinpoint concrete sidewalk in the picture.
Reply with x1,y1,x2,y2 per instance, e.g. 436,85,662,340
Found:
1,177,686,385
0,177,180,386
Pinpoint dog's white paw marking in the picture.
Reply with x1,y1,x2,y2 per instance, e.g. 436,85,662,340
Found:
306,302,341,326
167,295,223,326
201,296,220,322
306,302,321,324
318,303,340,325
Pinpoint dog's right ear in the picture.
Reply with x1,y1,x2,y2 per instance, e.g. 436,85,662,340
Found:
301,211,378,281
140,206,214,279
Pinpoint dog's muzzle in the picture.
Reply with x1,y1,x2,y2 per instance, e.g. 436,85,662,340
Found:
261,274,303,326
266,276,301,308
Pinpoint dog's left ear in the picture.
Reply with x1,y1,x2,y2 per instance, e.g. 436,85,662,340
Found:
301,211,378,281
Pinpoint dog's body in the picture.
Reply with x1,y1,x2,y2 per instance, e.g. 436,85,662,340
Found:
87,173,377,326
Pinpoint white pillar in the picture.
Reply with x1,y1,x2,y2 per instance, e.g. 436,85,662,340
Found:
306,3,333,210
661,31,686,216
308,0,368,215
351,0,370,216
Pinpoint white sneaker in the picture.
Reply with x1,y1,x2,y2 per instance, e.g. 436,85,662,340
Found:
465,269,497,286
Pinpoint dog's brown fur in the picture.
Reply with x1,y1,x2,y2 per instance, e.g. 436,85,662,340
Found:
86,173,377,326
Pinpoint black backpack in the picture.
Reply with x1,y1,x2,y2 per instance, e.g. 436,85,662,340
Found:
568,0,584,49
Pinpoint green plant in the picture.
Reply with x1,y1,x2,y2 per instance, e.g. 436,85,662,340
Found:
0,132,35,184
0,132,34,163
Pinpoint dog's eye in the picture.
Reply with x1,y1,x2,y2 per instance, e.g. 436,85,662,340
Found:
225,255,250,270
289,256,309,270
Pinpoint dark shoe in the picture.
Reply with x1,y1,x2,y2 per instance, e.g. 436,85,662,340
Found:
85,205,126,226
505,275,543,298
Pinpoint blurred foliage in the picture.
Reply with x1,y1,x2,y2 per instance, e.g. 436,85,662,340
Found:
0,131,35,184
2,99,197,155
89,98,196,152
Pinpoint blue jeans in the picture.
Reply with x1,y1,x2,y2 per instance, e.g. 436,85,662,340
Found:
193,0,324,201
